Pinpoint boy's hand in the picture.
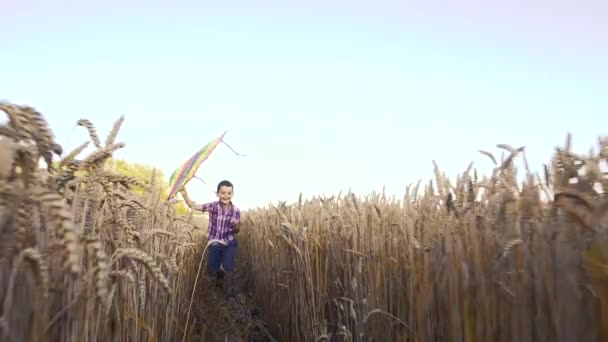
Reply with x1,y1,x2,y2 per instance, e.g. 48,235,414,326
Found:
231,224,240,234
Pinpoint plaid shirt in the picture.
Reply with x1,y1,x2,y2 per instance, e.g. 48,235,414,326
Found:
201,201,241,244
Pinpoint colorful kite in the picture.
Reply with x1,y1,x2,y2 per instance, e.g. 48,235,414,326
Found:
167,130,243,200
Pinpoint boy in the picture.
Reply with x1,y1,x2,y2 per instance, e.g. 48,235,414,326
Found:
179,180,241,295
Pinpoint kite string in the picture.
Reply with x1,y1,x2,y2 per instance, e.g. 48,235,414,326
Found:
193,176,216,194
187,176,216,194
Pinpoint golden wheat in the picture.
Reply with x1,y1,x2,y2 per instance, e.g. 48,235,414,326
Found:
236,136,608,341
0,102,244,341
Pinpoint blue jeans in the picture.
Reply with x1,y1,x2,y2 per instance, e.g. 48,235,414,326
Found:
207,240,237,276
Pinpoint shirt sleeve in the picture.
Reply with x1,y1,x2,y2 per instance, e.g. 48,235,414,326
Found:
200,202,214,212
231,208,241,226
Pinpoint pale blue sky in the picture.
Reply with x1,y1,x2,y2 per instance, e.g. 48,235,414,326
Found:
2,1,607,209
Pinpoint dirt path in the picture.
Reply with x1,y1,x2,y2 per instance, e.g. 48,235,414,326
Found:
188,265,276,342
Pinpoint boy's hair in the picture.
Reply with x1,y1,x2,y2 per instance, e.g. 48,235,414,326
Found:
216,180,234,192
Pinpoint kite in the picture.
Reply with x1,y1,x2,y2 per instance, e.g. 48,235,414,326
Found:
166,130,244,200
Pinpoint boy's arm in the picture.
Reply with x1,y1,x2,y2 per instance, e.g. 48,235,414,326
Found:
179,189,210,212
231,209,241,234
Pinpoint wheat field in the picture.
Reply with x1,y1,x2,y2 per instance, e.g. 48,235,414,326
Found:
1,101,607,341
0,101,263,342
238,137,608,341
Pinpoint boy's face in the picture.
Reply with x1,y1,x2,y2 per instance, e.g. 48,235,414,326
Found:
217,185,233,204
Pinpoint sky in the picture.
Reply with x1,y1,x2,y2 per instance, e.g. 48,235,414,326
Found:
1,0,607,209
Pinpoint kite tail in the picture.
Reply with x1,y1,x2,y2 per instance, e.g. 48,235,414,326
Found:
221,140,246,156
